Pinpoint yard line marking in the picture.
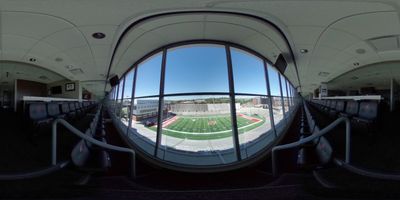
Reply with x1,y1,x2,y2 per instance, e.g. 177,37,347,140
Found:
163,120,264,135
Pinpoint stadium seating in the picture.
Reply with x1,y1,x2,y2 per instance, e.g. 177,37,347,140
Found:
25,100,99,138
47,103,65,119
339,101,359,118
329,101,346,118
71,105,111,172
307,98,381,135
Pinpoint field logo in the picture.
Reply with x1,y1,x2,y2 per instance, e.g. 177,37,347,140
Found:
208,120,217,126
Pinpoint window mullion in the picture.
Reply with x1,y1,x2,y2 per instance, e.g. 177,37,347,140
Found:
264,61,277,138
127,67,138,135
225,45,241,161
155,48,167,157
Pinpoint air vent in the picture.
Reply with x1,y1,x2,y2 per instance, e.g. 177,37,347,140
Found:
318,72,330,77
69,68,84,75
368,35,399,52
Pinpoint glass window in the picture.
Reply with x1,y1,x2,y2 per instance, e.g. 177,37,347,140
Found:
127,53,163,155
267,65,284,128
121,70,134,126
116,77,125,117
231,47,267,95
235,95,273,159
159,95,236,165
165,44,229,94
281,76,289,115
115,43,297,168
128,97,159,155
135,53,162,97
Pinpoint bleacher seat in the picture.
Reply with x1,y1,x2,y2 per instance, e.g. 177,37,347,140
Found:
28,103,52,124
47,103,65,119
339,100,359,118
353,101,378,124
329,100,346,118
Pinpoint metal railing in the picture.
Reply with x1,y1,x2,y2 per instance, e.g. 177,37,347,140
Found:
271,107,351,177
52,118,137,178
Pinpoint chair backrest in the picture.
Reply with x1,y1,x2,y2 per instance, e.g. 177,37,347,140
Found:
330,100,337,109
69,102,76,111
29,103,48,121
75,102,81,110
325,100,330,108
61,103,70,113
358,101,378,120
345,101,359,115
47,103,60,117
336,101,346,112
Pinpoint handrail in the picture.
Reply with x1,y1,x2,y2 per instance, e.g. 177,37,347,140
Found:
52,118,136,178
0,160,70,180
271,116,351,177
333,159,400,181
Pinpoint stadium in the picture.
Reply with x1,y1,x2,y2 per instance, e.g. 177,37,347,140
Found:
127,97,279,153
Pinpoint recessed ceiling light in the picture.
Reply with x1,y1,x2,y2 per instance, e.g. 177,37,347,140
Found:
92,32,106,39
55,57,63,62
353,62,360,66
300,49,309,53
318,72,330,77
29,58,37,62
69,68,84,75
65,65,74,70
355,48,366,54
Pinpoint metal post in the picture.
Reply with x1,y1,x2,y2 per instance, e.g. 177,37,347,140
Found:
264,61,277,138
345,118,351,164
127,67,138,135
225,45,241,161
155,49,167,157
52,122,57,165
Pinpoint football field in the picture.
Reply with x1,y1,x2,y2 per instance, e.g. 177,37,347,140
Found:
148,114,265,140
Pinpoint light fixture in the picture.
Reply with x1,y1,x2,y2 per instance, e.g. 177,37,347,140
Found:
353,62,360,66
29,58,37,62
69,68,84,75
318,72,330,77
92,32,106,39
300,49,309,54
355,48,366,54
65,65,74,70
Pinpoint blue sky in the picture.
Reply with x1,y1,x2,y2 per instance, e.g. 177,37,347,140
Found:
116,45,287,99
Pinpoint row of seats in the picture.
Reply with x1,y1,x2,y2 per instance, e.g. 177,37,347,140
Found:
26,101,98,136
71,104,111,172
308,99,380,133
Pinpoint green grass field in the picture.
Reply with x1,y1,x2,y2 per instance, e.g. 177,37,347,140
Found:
148,114,266,140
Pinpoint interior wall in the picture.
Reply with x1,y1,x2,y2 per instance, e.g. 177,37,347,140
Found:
15,79,47,113
47,80,81,100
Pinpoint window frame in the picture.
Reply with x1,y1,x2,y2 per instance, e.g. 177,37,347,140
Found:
107,40,299,168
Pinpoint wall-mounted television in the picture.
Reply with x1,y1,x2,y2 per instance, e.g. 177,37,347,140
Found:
50,86,62,94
